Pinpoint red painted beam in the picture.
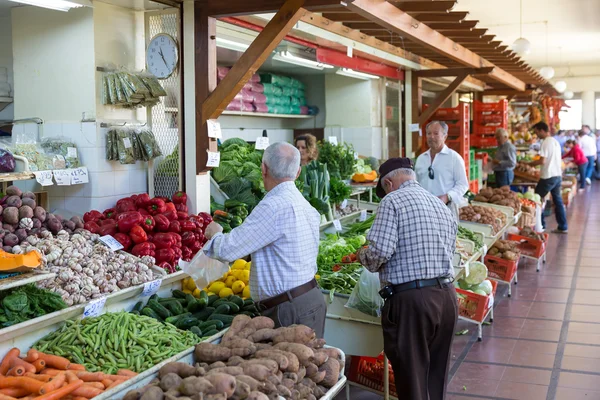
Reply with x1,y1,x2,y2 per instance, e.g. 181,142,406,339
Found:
316,47,404,80
220,17,318,49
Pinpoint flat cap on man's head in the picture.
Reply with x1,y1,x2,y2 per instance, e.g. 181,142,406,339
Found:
376,157,414,198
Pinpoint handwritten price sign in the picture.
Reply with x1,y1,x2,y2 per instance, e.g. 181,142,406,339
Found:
206,151,221,168
71,167,89,185
34,171,54,186
53,170,71,186
333,219,342,231
207,120,222,139
255,137,270,150
359,210,368,222
99,235,124,251
142,279,162,297
341,199,348,209
83,297,106,319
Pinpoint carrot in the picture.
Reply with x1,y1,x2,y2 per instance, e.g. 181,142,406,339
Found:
64,372,78,385
72,397,89,400
22,375,51,383
33,354,70,371
30,361,44,374
73,372,106,383
32,379,83,400
39,373,65,395
69,385,102,399
0,388,28,397
0,394,17,400
0,349,21,375
99,380,112,389
6,367,24,377
9,360,35,375
116,369,137,377
67,365,85,372
107,380,125,389
22,351,38,364
0,377,43,393
83,383,103,390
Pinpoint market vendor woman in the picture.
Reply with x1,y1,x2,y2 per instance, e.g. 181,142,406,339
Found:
203,142,327,337
294,133,319,166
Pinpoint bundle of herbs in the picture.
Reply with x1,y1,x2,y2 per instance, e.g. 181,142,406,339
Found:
297,160,333,223
318,141,356,180
0,283,67,328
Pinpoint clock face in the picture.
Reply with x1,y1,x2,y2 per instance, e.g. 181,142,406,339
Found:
147,34,179,79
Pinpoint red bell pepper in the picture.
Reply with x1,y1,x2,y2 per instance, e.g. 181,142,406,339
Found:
153,232,177,249
173,247,182,261
189,240,202,253
147,198,167,215
171,232,182,244
116,198,137,214
103,208,116,220
158,261,176,274
172,191,187,205
114,233,133,250
83,210,104,223
141,215,155,233
198,212,212,225
189,215,204,230
177,212,189,221
180,220,196,232
98,224,117,237
116,211,143,233
155,248,176,265
195,230,205,243
169,220,181,234
154,214,170,232
162,210,178,221
165,202,177,214
129,225,148,244
181,231,197,247
83,221,100,234
182,246,193,262
99,219,117,227
135,193,151,209
147,233,153,243
138,208,150,216
175,203,188,213
131,242,155,258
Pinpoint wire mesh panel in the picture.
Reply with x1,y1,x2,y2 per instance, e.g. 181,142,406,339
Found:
146,10,182,198
386,82,401,158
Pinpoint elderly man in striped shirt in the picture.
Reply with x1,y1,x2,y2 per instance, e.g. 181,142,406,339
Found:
203,142,326,337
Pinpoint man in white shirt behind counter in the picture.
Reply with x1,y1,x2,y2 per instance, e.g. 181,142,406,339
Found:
415,121,469,218
578,126,597,186
203,142,326,337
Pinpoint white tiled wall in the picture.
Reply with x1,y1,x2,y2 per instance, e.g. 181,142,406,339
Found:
325,126,383,159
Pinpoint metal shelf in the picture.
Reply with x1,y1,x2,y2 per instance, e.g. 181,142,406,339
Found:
0,271,56,292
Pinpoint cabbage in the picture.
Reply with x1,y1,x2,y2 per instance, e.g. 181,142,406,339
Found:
524,191,535,200
212,162,238,184
474,289,488,296
475,279,493,295
458,279,472,290
463,261,488,285
534,194,541,203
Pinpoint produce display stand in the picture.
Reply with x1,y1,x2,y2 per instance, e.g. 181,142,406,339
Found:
484,255,519,297
456,280,497,341
0,171,36,191
507,232,548,272
320,209,370,234
0,270,56,291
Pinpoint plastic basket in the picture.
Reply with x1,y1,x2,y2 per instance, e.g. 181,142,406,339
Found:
506,232,548,258
471,136,497,148
348,356,397,398
484,255,519,282
473,125,500,135
515,212,535,229
456,280,497,322
469,180,479,193
473,99,508,112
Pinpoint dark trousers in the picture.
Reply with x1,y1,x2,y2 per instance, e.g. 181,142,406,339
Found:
382,283,458,400
535,176,568,231
585,156,595,180
495,170,514,188
578,161,589,189
260,287,327,338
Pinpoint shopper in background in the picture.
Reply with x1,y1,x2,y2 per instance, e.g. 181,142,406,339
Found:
578,128,597,186
492,128,517,187
555,130,568,155
562,139,588,190
529,122,568,234
415,121,469,219
294,134,319,166
358,157,457,400
595,130,600,180
203,142,327,337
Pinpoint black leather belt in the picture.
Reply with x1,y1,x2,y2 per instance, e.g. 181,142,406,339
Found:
257,279,318,311
392,277,452,293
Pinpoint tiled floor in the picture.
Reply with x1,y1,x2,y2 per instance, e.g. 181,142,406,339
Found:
336,185,600,399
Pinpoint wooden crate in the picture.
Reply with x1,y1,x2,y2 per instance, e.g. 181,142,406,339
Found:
35,191,49,210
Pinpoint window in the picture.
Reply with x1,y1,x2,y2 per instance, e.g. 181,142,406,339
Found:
559,99,582,130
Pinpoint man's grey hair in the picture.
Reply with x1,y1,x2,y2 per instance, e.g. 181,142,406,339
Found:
383,168,416,182
262,142,301,180
426,121,448,136
495,128,509,138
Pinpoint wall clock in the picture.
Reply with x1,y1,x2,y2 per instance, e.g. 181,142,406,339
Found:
146,33,179,79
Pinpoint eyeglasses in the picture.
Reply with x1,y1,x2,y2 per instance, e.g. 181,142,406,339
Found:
428,166,435,180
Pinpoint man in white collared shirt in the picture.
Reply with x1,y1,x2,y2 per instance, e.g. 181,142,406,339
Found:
415,121,469,217
578,126,597,185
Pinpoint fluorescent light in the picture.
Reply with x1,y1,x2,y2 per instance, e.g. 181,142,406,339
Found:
215,38,250,52
8,0,90,12
272,51,333,71
336,68,379,80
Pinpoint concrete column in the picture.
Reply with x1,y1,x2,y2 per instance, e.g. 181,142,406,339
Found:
581,90,596,129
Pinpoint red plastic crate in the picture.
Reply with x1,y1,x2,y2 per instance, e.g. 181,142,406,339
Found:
471,136,497,148
473,99,508,113
475,152,489,164
469,179,479,193
456,280,497,322
506,232,549,258
348,356,397,398
473,125,501,135
484,255,519,282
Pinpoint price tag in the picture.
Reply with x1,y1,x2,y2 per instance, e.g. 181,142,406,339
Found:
464,261,470,277
341,199,348,209
123,137,132,149
99,235,124,251
53,169,72,186
328,136,338,145
354,152,359,160
409,123,420,132
513,215,519,225
83,297,106,319
71,167,89,185
482,244,488,255
333,219,342,231
206,151,221,167
255,137,270,150
142,279,162,297
359,210,367,222
67,147,78,158
488,294,494,308
207,120,222,139
34,171,54,186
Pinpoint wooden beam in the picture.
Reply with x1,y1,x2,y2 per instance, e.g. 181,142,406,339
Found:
418,73,469,125
206,0,346,17
202,0,305,121
415,67,494,78
483,89,534,96
390,1,456,12
439,29,487,38
346,0,525,89
411,12,468,22
322,12,369,22
427,20,479,29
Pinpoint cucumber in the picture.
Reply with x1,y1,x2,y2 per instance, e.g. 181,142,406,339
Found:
242,305,258,313
177,317,199,330
243,299,255,307
192,307,215,322
212,298,229,308
148,300,171,319
203,329,219,338
208,314,235,324
214,304,231,315
190,326,203,338
240,311,255,317
141,307,161,320
132,301,144,312
229,296,244,308
227,303,240,314
186,295,205,313
172,290,187,299
197,321,219,332
198,291,209,307
207,295,220,306
163,300,185,316
157,297,177,304
130,310,140,315
165,312,192,325
149,294,159,302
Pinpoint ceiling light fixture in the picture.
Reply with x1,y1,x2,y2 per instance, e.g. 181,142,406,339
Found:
511,0,531,55
539,21,555,80
272,51,333,70
335,68,380,80
563,91,574,100
215,38,250,52
8,0,90,12
554,81,567,93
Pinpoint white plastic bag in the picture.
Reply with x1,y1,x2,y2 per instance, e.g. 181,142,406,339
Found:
179,246,230,290
345,267,384,317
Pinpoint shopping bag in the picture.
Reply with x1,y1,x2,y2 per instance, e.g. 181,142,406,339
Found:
179,245,230,290
345,267,384,317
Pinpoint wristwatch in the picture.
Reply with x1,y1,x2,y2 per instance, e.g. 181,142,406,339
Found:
447,193,452,204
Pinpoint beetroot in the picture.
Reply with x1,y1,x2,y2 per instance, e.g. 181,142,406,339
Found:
22,191,35,200
34,207,46,222
46,218,62,234
63,220,76,231
54,214,64,222
21,198,36,209
3,207,18,225
0,195,8,205
5,186,22,197
2,224,14,233
14,229,27,242
4,233,19,247
2,246,12,253
70,216,84,229
6,196,22,208
19,206,34,219
32,218,42,229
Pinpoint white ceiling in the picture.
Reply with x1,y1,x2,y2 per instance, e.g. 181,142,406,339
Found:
454,0,600,70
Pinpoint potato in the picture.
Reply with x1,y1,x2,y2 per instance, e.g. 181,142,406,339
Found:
140,386,164,400
503,250,519,261
160,373,183,392
194,343,232,362
318,358,340,387
179,377,214,396
205,373,236,398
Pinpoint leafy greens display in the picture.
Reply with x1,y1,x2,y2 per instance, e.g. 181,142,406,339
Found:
0,284,67,328
318,141,356,180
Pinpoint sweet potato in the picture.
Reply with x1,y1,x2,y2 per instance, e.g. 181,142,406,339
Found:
247,392,269,400
255,350,289,371
240,359,278,374
204,373,236,398
231,380,250,400
207,366,244,376
277,384,292,398
317,348,343,363
226,357,245,367
205,394,227,400
282,378,295,389
159,373,182,392
254,343,272,351
221,315,252,343
306,338,326,349
194,343,232,362
272,343,314,366
245,317,275,331
283,373,298,384
294,382,312,399
240,364,273,382
319,358,340,387
235,375,263,392
231,347,256,358
207,362,227,370
249,329,278,343
266,374,281,386
236,327,257,341
272,326,316,345
312,351,328,367
296,366,306,381
159,362,199,379
258,380,277,395
140,386,164,400
314,385,326,398
179,376,214,396
223,339,254,349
